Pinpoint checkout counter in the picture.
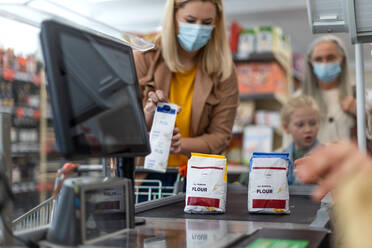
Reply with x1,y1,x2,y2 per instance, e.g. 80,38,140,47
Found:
34,182,331,247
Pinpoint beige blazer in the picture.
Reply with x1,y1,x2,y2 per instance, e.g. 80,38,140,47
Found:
134,47,239,154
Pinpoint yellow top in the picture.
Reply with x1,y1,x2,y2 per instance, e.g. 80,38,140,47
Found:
168,66,196,167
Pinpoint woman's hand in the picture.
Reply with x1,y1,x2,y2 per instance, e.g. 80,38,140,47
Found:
144,90,168,129
170,127,182,154
294,141,370,202
341,96,357,116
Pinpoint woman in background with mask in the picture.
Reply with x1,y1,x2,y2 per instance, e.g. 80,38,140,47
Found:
303,35,355,143
134,0,238,167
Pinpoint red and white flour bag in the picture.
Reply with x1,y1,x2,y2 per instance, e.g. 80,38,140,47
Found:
248,152,290,214
184,153,227,214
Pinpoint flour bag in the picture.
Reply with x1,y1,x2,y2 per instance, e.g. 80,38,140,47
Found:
248,152,290,214
184,153,227,214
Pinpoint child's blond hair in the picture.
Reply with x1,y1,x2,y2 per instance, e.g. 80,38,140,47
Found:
281,95,321,126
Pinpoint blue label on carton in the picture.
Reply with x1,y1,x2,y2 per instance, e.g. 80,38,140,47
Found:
157,105,176,114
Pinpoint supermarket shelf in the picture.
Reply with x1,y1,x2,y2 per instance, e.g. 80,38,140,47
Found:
240,93,276,101
239,91,287,104
12,152,39,158
0,106,13,114
12,143,39,153
234,51,291,71
0,68,40,85
12,181,37,194
234,51,279,63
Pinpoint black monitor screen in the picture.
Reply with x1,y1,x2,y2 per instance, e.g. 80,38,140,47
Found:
40,20,150,160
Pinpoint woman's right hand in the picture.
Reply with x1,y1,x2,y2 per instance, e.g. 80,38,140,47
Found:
144,90,168,129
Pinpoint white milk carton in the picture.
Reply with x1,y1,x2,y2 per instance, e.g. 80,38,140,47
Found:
248,152,290,214
144,102,178,173
184,153,227,213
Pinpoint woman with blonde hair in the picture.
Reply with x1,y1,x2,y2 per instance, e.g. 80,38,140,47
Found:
303,34,355,143
134,0,239,168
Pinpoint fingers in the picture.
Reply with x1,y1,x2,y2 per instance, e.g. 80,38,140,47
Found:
148,90,167,103
341,96,356,114
170,128,182,154
170,138,182,153
144,90,168,114
177,106,182,114
294,141,358,184
312,150,367,201
173,127,179,135
294,157,319,184
294,141,368,202
171,133,181,144
170,145,182,154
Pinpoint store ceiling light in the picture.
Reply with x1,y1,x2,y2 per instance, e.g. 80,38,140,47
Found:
0,0,154,51
87,0,116,2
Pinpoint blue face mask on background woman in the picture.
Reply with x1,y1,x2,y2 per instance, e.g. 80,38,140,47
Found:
312,62,342,83
177,22,214,52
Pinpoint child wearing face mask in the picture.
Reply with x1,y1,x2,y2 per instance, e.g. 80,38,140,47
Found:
301,35,355,144
134,0,238,185
281,95,321,185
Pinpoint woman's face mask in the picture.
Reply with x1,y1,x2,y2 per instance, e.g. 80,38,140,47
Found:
312,62,342,83
177,21,214,52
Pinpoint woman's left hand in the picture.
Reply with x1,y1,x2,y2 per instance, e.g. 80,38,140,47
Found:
341,96,357,115
170,127,182,154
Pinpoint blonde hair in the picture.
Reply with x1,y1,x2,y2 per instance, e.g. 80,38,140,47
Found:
281,95,321,126
303,35,352,115
158,0,233,81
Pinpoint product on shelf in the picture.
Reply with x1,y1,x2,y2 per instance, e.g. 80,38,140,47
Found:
255,26,291,58
242,125,273,164
255,110,281,128
225,133,243,165
228,21,243,54
236,29,256,59
0,46,44,185
232,101,255,133
236,62,286,95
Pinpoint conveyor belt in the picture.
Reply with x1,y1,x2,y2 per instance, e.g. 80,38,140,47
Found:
137,185,321,224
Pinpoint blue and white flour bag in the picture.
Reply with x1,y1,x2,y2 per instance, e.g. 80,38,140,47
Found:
248,152,290,214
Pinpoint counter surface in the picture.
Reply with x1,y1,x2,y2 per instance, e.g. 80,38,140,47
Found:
85,217,326,248
137,184,321,225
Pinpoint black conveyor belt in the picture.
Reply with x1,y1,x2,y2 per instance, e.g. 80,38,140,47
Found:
137,185,321,224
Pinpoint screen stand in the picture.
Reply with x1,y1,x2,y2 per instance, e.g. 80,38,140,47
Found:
116,157,146,227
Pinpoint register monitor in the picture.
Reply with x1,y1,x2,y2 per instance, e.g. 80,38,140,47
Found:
39,20,151,245
39,20,150,160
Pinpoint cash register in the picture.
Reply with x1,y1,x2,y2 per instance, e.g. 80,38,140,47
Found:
39,20,151,246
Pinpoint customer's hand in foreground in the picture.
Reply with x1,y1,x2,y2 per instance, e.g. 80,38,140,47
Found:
294,141,371,201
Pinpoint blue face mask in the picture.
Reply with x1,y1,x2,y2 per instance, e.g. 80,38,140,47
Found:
177,22,214,52
312,62,342,83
